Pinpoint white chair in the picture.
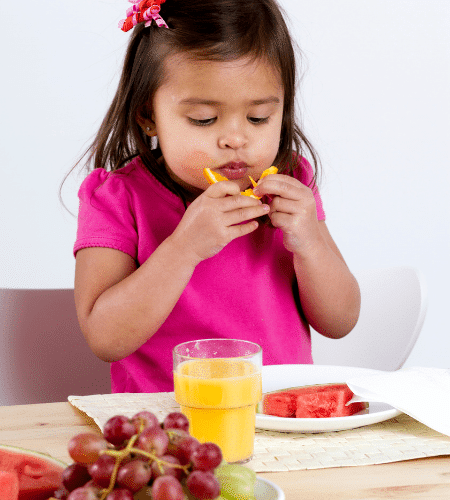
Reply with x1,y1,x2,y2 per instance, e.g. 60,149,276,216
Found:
311,266,428,371
0,288,111,406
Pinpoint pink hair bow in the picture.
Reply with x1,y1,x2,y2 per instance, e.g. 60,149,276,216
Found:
119,0,168,32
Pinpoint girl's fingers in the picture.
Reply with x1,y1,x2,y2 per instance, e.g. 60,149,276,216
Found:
205,182,267,214
269,195,314,215
204,186,265,213
253,175,304,200
268,210,291,229
225,203,270,226
253,175,317,218
205,180,241,198
228,220,260,238
220,193,264,213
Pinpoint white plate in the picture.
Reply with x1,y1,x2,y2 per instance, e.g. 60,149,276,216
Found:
256,365,401,433
255,477,285,500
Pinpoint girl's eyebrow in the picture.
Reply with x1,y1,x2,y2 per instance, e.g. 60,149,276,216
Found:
251,97,281,105
179,97,281,106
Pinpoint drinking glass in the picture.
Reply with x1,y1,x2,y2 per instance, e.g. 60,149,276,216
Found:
173,339,262,463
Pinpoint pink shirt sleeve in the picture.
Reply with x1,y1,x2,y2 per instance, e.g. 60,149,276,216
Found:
294,156,325,221
74,169,139,259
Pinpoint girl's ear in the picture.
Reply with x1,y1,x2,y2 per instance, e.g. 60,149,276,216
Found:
137,117,157,137
136,106,157,136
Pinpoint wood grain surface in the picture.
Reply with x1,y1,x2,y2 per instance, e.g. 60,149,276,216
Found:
0,402,449,500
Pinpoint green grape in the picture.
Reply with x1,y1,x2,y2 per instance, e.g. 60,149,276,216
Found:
214,463,257,500
215,463,256,485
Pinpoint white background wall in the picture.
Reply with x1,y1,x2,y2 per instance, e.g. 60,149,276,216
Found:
1,1,448,368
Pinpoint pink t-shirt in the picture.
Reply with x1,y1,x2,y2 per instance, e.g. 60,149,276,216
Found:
74,157,325,393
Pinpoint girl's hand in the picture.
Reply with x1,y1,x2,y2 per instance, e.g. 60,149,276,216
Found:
253,174,322,255
169,181,270,262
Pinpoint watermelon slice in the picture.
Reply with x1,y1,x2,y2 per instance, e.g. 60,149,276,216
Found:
0,470,19,500
258,383,368,418
0,445,66,500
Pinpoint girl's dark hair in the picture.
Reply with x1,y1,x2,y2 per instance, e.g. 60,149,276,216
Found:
79,0,320,206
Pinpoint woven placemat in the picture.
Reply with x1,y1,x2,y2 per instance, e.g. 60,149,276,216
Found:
68,392,450,473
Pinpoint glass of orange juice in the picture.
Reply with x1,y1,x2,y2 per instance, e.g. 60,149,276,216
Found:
173,339,262,464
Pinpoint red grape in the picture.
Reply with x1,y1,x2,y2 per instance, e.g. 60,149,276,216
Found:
163,412,189,432
166,428,189,442
103,415,136,446
191,443,223,471
152,475,184,500
53,487,69,499
88,453,116,488
61,463,91,492
68,433,108,465
186,470,221,500
151,454,183,481
135,426,169,456
116,458,152,492
131,411,159,433
106,488,134,500
167,430,200,465
66,484,100,500
62,412,226,500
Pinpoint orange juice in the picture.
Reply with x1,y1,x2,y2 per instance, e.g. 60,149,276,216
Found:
173,358,262,463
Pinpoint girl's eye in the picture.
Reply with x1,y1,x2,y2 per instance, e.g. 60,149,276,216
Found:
248,116,270,125
188,117,217,126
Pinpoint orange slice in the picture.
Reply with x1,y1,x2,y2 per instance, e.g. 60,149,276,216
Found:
244,166,278,198
241,188,260,199
203,168,228,185
202,166,278,199
259,166,278,179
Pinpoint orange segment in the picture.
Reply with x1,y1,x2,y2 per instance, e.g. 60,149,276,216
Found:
203,166,277,199
241,188,261,199
249,175,258,188
244,167,277,199
203,168,228,185
260,166,278,179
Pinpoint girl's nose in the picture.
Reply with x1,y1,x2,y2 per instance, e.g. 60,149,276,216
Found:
218,130,248,150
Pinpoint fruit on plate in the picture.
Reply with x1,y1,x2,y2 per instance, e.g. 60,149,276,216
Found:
258,383,368,418
0,471,19,500
51,411,257,500
214,463,256,500
0,444,65,500
203,166,278,199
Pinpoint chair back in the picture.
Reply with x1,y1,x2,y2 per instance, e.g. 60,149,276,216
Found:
0,288,110,406
311,266,428,371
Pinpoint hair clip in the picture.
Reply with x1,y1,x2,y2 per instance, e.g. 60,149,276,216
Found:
119,0,168,32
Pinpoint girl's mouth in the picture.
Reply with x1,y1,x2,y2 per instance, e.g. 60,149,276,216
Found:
218,162,249,180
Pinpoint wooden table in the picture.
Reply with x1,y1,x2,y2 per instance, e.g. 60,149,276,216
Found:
0,402,449,499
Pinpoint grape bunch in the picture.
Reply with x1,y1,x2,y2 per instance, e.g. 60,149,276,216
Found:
51,411,230,500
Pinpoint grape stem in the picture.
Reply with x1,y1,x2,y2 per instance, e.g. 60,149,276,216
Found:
98,433,190,499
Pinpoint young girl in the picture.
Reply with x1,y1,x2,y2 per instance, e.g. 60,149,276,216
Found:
73,0,361,393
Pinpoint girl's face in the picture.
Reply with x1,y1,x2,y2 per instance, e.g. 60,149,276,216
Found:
148,54,284,197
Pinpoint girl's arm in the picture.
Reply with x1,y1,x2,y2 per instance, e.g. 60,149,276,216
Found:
293,221,361,339
75,240,197,363
75,181,269,362
253,176,360,339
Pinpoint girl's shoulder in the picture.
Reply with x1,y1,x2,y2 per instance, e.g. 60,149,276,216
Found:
77,157,183,211
78,157,149,199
